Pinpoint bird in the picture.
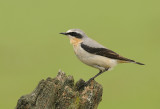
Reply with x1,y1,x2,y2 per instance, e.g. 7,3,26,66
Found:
60,29,144,86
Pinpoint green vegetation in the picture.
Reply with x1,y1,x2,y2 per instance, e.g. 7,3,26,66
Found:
0,0,159,109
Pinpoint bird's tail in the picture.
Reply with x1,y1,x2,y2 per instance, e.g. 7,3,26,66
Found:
134,61,145,65
129,59,145,65
118,59,145,65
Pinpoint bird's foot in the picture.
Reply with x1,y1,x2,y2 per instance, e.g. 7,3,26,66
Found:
85,78,94,85
77,78,94,91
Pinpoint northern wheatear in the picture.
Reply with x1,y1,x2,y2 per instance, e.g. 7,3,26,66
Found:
60,29,144,85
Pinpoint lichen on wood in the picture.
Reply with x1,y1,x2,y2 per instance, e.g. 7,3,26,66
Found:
16,70,103,109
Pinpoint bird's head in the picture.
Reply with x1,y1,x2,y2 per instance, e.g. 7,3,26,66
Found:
60,29,88,39
60,29,87,46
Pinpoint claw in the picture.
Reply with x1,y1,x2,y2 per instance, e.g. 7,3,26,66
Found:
77,79,94,90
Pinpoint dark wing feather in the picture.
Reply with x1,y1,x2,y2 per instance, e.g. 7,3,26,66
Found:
81,43,135,62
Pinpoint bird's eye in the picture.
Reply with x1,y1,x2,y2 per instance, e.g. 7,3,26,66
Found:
67,32,82,38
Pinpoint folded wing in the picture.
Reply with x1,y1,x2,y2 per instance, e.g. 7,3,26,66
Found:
81,43,135,62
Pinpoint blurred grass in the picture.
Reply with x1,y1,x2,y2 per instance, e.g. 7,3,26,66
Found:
0,0,160,109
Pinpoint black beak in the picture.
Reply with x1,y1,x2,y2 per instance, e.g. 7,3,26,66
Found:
60,32,67,35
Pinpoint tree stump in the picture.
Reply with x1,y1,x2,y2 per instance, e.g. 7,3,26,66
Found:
16,70,103,109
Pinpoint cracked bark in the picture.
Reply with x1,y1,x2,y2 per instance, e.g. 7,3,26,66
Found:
16,70,103,109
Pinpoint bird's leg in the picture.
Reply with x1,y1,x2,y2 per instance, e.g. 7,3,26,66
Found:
85,70,102,85
85,68,109,85
77,68,109,90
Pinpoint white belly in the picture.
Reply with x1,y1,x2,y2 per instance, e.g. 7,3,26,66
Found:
73,45,117,71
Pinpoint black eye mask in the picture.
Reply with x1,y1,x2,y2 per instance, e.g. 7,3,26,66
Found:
66,32,83,38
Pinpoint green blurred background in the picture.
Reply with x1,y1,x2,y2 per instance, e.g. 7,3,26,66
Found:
0,0,160,109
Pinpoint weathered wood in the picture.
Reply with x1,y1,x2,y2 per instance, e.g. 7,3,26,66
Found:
16,70,103,109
